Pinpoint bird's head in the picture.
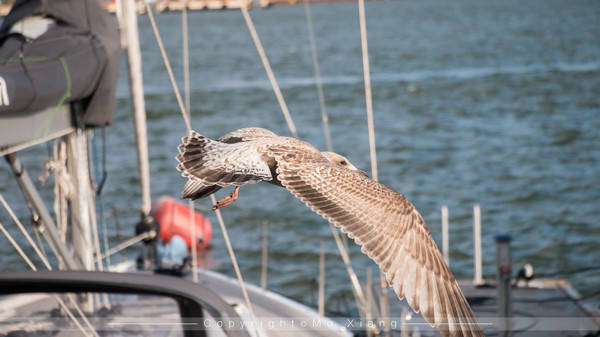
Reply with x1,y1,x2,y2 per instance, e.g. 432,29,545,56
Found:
322,151,369,177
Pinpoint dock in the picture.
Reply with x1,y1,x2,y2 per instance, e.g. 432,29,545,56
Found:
97,0,378,14
370,278,600,336
154,0,253,12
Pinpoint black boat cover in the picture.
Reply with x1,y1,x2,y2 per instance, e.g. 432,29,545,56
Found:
0,0,120,127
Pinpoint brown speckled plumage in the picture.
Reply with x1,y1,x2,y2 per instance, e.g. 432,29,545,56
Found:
176,127,485,337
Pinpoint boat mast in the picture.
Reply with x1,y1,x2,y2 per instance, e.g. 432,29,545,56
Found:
67,129,96,301
120,0,152,219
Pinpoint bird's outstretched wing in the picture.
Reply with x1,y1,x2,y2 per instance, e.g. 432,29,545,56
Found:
269,146,484,337
177,131,273,199
218,127,278,144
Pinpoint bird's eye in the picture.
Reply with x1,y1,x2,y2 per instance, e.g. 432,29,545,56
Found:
340,160,347,165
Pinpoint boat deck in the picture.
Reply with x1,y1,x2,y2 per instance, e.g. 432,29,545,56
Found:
184,268,351,337
0,266,351,337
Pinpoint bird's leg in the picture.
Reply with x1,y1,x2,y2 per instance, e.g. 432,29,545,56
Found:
212,186,240,211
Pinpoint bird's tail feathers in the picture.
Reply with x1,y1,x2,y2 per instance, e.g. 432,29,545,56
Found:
181,179,222,200
176,130,272,200
177,131,212,172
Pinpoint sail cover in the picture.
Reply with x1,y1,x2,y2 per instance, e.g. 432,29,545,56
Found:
0,0,120,127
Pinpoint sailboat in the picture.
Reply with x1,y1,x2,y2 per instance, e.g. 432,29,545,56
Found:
3,0,599,336
0,0,351,336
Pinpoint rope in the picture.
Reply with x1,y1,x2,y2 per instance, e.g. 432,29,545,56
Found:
56,139,70,246
240,7,298,138
0,194,100,337
142,2,260,333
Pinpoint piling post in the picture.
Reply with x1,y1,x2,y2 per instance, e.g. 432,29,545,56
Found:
379,270,391,337
189,200,198,283
261,221,269,290
496,234,512,337
400,306,408,337
441,205,449,266
473,204,483,285
318,242,325,317
366,268,373,337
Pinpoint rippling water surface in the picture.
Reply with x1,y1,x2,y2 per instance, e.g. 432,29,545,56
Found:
1,0,599,312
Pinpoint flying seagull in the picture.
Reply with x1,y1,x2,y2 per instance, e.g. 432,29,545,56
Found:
176,127,485,337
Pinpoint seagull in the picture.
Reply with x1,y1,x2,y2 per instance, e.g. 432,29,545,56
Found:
176,127,485,337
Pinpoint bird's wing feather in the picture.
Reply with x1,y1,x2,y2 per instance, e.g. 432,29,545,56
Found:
176,131,273,199
218,127,278,144
270,148,484,337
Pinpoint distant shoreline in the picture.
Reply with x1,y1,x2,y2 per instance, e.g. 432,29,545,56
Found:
0,0,381,18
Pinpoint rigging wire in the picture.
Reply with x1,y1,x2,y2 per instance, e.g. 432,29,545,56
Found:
143,0,191,133
238,0,373,324
0,222,95,337
240,6,298,138
99,230,155,260
0,197,56,272
0,194,100,337
33,225,47,259
358,0,378,183
0,203,101,337
142,2,260,334
182,7,191,118
356,1,391,335
302,0,332,152
239,0,372,324
181,7,199,284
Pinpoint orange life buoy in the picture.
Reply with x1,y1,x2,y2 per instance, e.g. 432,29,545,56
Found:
151,196,212,249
